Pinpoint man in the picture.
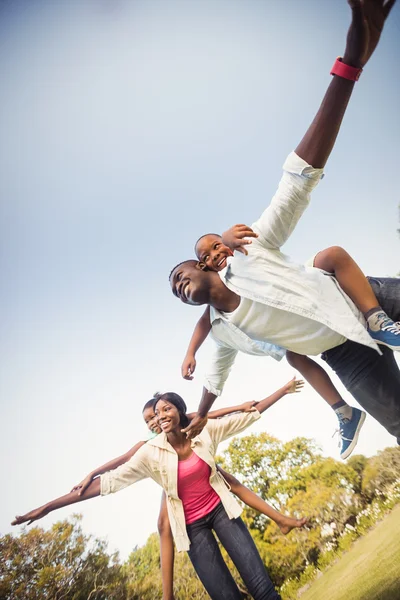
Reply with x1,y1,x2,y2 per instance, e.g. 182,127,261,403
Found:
169,0,399,449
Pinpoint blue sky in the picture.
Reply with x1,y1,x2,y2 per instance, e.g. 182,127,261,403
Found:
1,0,399,560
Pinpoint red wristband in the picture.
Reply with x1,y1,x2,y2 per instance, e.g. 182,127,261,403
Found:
330,57,362,81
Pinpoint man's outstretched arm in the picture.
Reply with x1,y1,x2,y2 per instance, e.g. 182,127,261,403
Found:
296,0,395,168
232,0,396,252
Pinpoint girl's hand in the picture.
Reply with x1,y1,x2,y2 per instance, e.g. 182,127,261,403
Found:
71,473,94,496
181,354,196,380
285,377,305,394
221,224,258,255
238,400,259,412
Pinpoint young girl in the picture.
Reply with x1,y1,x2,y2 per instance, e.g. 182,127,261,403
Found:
13,380,306,600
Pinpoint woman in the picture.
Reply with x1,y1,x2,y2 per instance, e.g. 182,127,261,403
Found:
13,378,303,599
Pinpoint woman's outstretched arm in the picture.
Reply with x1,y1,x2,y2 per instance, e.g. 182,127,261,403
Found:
12,477,101,526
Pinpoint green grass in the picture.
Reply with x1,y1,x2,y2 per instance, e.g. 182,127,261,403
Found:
299,505,400,600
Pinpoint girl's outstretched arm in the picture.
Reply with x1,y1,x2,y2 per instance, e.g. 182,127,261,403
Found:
181,306,211,380
71,441,146,495
158,492,175,600
12,477,101,527
218,467,306,535
12,441,147,526
256,377,304,414
187,400,257,422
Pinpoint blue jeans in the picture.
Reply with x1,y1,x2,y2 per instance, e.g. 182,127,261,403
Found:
322,277,400,442
186,502,281,600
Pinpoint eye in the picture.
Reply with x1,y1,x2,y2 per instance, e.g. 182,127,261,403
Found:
203,255,209,262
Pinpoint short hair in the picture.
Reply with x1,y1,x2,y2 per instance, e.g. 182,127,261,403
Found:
168,259,197,280
194,233,221,254
142,397,157,412
154,392,190,428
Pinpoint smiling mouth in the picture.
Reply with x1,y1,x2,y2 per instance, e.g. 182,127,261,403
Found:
180,281,189,300
216,257,227,269
160,420,171,430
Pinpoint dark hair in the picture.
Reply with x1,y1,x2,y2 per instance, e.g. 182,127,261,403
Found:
168,259,198,281
154,392,190,428
194,233,222,255
142,397,157,412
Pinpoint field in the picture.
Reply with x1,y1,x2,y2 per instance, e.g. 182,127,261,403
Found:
300,505,400,600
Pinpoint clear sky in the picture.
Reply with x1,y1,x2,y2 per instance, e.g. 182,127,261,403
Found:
1,0,399,561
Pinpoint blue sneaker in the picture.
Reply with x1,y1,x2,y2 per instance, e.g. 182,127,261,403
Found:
367,312,400,351
334,408,366,460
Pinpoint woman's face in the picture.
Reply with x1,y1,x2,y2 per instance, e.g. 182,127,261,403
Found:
142,407,162,435
154,399,181,434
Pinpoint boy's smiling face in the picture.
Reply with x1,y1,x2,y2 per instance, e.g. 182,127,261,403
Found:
195,234,233,272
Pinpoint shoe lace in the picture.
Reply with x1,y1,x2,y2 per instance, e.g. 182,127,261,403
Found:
375,314,400,335
381,320,400,335
332,427,344,449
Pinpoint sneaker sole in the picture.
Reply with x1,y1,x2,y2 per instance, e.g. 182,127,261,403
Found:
374,339,400,352
341,411,366,460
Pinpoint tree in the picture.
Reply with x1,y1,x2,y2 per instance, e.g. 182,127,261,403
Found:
0,515,126,600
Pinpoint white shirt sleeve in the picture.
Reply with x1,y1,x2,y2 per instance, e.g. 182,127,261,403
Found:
206,409,261,447
252,152,324,250
203,337,238,396
100,445,152,495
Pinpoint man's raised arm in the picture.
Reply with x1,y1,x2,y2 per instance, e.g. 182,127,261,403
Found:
295,0,395,168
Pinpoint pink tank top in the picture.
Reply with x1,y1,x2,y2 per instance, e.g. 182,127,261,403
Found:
177,452,221,524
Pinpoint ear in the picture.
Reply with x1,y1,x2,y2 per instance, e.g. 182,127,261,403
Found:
197,261,208,271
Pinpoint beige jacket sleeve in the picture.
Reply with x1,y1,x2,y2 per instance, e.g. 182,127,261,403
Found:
206,409,261,448
100,444,153,495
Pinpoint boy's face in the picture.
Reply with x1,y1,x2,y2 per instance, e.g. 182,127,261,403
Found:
143,407,162,435
195,234,233,272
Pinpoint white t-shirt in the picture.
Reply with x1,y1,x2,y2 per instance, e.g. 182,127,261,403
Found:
222,297,346,356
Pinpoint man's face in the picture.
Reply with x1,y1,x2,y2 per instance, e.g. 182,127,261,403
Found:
169,260,209,306
195,234,233,272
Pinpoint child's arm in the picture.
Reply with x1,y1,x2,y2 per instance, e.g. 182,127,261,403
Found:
181,306,211,380
71,441,146,495
158,492,175,600
187,400,257,422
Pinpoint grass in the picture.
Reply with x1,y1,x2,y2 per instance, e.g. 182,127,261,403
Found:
299,505,400,600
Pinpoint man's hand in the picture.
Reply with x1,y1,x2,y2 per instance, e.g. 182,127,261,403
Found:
221,224,258,255
71,473,94,496
181,354,196,380
344,0,396,68
181,413,208,439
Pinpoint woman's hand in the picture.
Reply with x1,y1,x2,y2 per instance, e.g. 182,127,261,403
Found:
181,354,196,380
285,377,305,394
71,473,94,496
221,224,258,255
344,0,396,68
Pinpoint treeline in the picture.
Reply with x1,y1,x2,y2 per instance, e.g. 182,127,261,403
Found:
1,436,400,600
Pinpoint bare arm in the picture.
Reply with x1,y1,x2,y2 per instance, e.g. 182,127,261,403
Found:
296,0,395,168
71,441,146,495
181,306,211,380
187,400,257,421
158,492,175,600
255,377,303,414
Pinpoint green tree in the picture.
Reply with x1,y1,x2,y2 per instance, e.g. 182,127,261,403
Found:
0,516,126,600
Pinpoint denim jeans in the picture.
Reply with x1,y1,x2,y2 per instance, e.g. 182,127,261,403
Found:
186,502,281,600
322,277,400,442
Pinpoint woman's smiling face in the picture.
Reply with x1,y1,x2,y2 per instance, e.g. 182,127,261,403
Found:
154,399,181,434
